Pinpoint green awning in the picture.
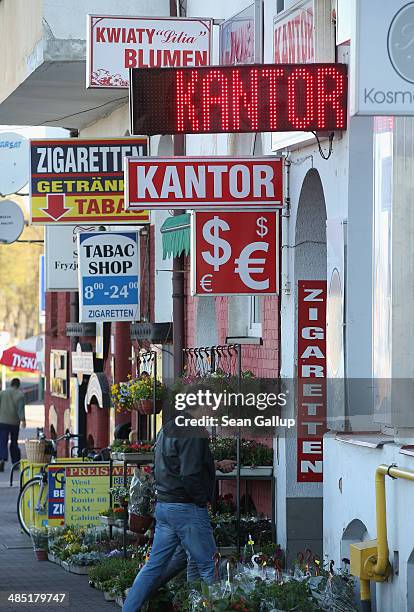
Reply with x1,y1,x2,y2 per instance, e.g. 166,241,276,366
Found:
160,213,191,259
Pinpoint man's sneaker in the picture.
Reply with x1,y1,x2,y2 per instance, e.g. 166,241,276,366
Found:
0,461,4,472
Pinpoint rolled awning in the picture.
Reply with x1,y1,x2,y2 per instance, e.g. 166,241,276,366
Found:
160,213,191,259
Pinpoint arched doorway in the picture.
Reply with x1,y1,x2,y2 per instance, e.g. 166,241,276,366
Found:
85,373,111,451
287,168,327,563
341,518,369,560
341,519,375,609
294,169,327,287
407,548,414,610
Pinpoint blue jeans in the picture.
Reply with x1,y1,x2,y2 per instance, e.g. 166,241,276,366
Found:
122,502,216,612
0,423,20,463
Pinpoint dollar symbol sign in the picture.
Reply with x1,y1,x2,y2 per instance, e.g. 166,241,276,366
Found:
202,216,231,271
256,216,269,238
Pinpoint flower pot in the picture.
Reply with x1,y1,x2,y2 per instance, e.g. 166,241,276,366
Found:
137,399,162,415
216,466,273,478
68,564,89,575
99,515,115,526
115,451,154,462
34,549,48,561
115,594,125,607
129,513,153,533
104,591,116,602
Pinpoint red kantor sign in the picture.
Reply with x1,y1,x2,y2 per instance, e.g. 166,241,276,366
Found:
130,63,348,135
125,157,283,210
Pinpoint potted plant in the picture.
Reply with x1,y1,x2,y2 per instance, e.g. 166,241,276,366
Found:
211,437,273,476
134,376,166,415
110,439,154,461
109,485,129,507
30,526,49,561
111,376,166,415
129,466,155,533
99,508,115,526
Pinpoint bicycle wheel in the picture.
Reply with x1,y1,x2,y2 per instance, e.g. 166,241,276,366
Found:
17,476,47,536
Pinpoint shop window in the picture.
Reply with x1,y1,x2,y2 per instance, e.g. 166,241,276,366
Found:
248,296,262,337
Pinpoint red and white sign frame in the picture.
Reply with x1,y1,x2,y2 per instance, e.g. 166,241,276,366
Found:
219,0,263,65
125,157,284,210
297,280,327,483
87,14,213,89
191,211,279,296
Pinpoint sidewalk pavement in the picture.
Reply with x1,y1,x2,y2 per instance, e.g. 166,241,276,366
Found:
0,425,119,612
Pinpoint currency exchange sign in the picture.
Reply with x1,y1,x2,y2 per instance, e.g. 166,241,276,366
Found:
191,211,279,296
30,138,149,224
125,157,283,210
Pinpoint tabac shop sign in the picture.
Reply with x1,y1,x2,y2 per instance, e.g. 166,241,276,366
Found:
352,0,414,115
30,138,149,224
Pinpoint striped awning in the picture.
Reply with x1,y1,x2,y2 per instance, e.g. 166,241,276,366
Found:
160,213,191,259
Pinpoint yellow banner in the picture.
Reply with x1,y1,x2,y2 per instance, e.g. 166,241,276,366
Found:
30,137,149,225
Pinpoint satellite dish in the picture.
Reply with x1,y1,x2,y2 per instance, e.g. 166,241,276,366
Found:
0,200,25,244
0,132,29,195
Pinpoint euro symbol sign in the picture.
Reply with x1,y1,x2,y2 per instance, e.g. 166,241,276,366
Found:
200,274,213,293
201,216,231,271
234,242,269,291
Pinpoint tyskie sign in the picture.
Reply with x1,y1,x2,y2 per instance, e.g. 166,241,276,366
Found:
78,231,140,322
130,63,348,135
297,280,327,483
87,15,212,88
30,138,149,225
125,157,283,210
192,211,279,296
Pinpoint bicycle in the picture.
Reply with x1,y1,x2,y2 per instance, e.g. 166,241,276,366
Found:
16,432,80,536
10,437,82,488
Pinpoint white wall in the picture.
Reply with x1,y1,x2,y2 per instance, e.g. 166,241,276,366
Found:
43,0,169,40
324,436,414,612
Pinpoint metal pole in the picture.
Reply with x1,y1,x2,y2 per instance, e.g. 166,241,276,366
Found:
152,351,157,442
236,345,242,556
123,460,127,558
109,456,113,541
172,135,185,379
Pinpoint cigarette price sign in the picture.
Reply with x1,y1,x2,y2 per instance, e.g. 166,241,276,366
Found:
130,63,348,135
191,211,279,296
78,231,139,322
30,138,149,225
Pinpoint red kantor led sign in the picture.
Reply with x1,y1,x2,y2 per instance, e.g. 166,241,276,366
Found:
130,63,348,135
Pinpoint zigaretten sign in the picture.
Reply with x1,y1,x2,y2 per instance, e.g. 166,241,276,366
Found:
125,157,283,210
87,15,212,88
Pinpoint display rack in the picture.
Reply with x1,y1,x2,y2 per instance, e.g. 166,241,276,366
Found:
183,344,276,555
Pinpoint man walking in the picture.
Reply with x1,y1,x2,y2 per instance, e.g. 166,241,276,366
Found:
122,416,235,612
0,378,25,471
